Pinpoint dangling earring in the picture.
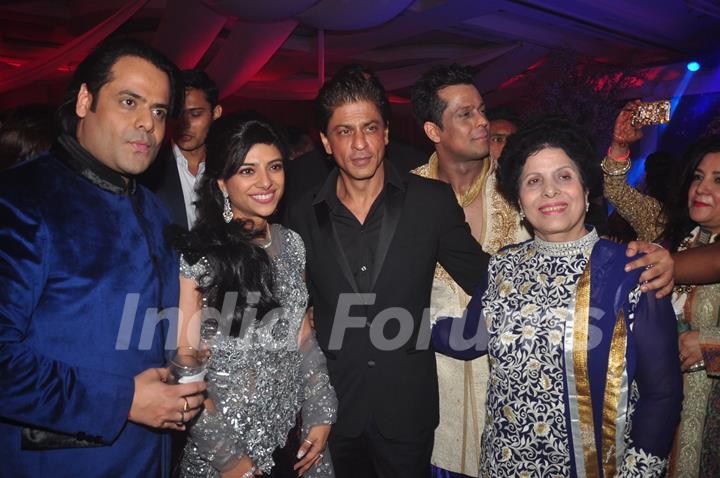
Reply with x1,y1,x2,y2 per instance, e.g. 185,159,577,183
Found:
519,209,525,220
585,197,590,213
222,190,233,223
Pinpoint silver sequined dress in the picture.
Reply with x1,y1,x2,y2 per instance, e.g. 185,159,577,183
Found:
178,224,337,477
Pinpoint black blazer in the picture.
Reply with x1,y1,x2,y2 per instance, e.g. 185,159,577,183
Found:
287,163,489,439
138,144,189,229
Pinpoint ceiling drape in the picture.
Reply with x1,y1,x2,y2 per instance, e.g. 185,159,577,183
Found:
0,0,149,92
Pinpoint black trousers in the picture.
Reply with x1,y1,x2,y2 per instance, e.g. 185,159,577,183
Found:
329,420,433,478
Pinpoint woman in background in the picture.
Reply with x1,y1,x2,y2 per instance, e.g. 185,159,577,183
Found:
659,136,720,477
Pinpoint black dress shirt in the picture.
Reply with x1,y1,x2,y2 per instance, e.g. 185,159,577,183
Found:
314,164,405,293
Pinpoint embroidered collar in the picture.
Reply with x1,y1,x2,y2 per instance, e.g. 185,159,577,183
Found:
422,152,490,208
56,134,136,195
533,228,598,257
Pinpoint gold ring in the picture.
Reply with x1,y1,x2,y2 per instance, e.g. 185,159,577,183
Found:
183,397,190,412
179,410,185,423
303,439,314,446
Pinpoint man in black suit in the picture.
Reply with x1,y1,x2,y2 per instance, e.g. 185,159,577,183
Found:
140,69,222,229
286,65,489,478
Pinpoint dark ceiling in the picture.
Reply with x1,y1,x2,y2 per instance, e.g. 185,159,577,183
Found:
1,0,719,110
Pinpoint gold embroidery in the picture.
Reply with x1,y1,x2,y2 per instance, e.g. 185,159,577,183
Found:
424,153,489,208
484,171,526,254
412,155,521,476
602,310,627,477
411,155,527,255
573,264,600,477
602,159,665,242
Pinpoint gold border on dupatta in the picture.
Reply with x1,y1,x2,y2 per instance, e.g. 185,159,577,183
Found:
601,310,627,477
573,265,600,477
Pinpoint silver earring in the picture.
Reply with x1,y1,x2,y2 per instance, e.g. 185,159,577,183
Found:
585,201,590,213
519,209,525,220
222,191,233,223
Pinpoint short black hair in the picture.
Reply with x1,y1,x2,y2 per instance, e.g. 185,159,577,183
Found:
487,108,523,129
315,64,390,134
661,135,720,251
182,69,219,108
0,104,55,169
496,116,599,208
411,64,475,128
56,38,182,137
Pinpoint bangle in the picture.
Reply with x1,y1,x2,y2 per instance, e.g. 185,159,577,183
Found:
607,146,631,161
601,156,632,176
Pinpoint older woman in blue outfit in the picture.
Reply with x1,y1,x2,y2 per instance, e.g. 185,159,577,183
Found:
434,118,683,477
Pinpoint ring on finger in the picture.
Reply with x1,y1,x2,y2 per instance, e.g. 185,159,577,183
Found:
179,410,185,424
303,439,314,446
183,397,190,412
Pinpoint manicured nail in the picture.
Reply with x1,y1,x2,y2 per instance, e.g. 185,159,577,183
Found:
297,449,307,459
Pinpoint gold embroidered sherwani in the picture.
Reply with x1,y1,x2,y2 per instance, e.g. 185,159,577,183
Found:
413,154,529,476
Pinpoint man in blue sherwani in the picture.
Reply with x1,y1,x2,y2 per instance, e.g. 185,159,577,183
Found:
0,39,207,477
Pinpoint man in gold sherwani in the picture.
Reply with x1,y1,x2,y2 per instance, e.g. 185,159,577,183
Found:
410,64,529,477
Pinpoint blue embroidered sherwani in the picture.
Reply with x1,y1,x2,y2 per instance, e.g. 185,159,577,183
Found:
0,137,179,477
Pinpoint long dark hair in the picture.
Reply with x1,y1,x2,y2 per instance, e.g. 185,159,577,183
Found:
660,135,720,251
172,116,289,335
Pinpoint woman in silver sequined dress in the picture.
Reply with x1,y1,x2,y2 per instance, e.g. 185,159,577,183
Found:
173,117,337,477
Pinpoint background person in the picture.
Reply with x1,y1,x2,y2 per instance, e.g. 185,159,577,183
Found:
0,104,55,170
657,135,720,477
141,69,222,229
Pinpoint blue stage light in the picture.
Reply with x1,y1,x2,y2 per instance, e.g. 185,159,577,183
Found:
687,61,701,72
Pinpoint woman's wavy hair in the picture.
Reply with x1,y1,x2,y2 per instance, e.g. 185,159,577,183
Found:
172,115,289,335
660,135,720,251
496,115,599,209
